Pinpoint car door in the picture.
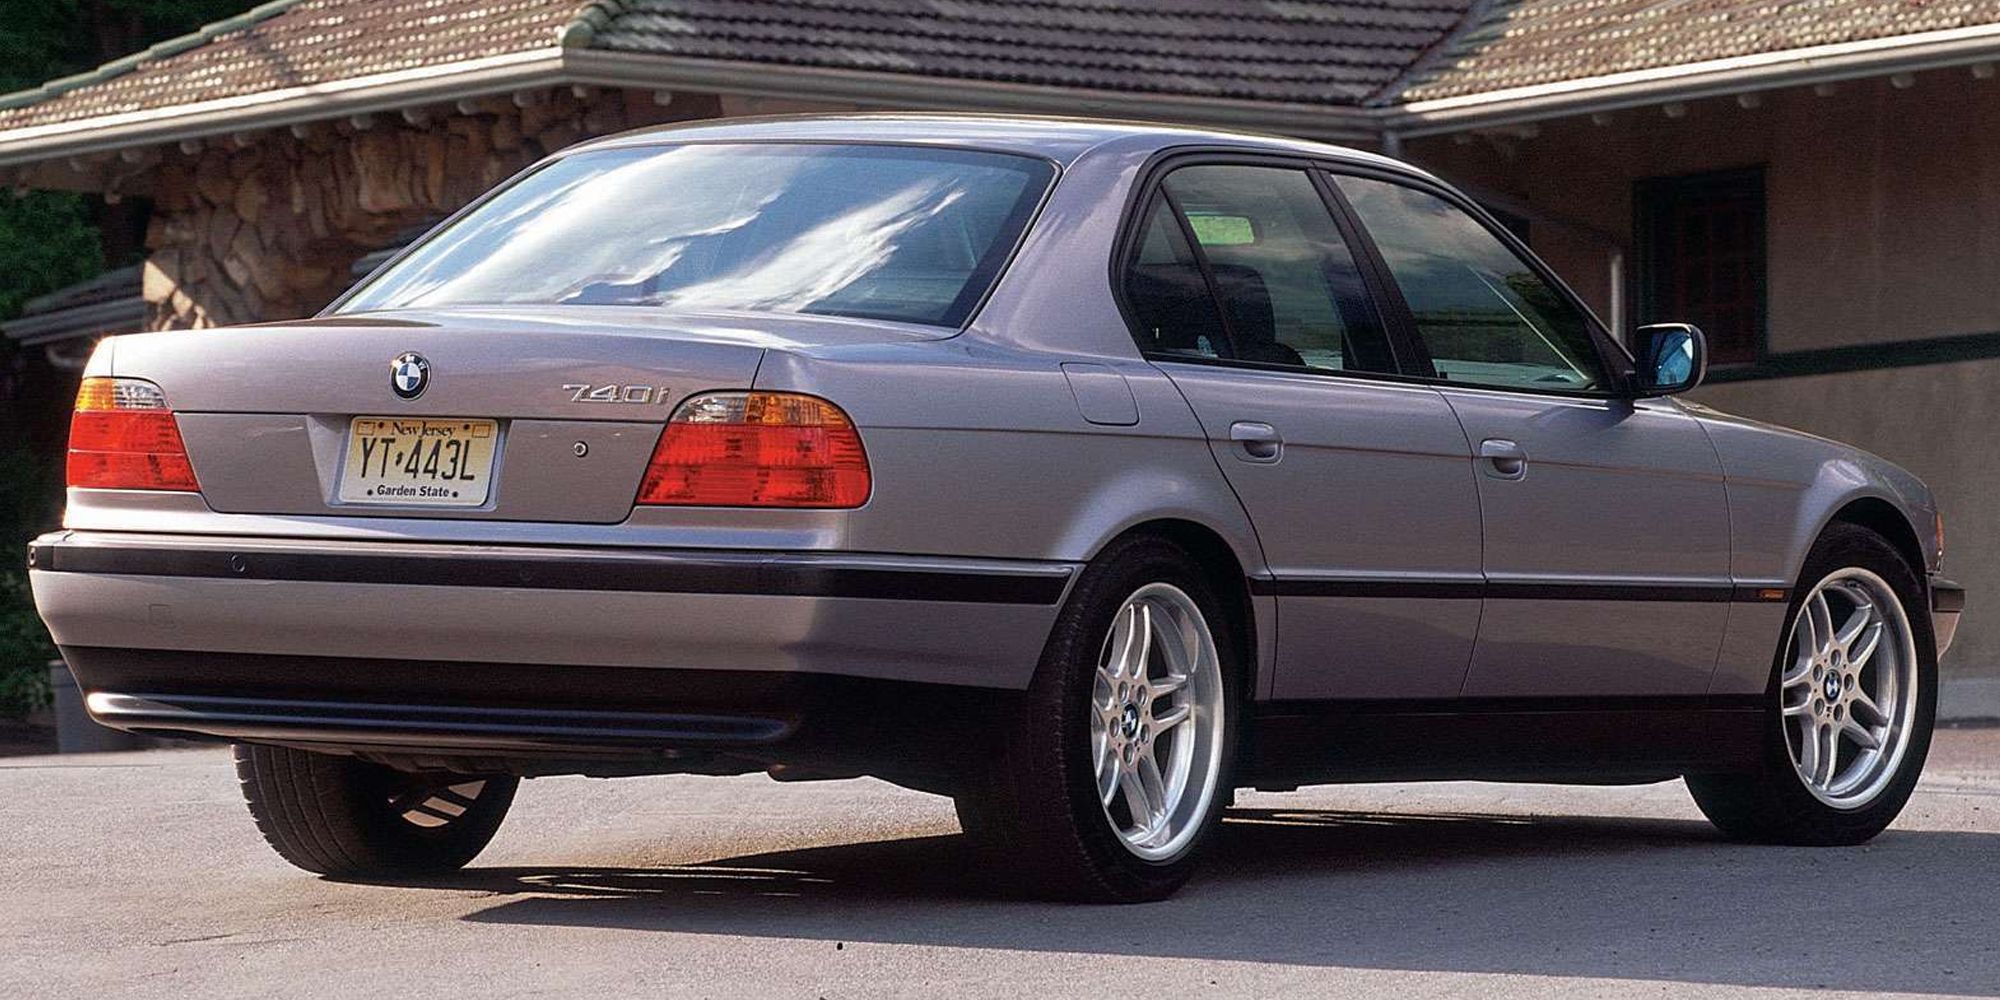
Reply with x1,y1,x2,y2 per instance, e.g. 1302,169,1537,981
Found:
1330,171,1734,697
1118,160,1484,700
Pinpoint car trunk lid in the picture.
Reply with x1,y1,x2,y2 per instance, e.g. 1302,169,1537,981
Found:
105,306,941,523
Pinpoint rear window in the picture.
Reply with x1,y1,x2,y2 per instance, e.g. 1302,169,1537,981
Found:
336,143,1055,328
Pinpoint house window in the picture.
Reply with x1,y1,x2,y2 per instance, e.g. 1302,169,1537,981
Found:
1636,168,1766,366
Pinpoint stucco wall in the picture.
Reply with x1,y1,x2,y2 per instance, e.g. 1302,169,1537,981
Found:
1408,69,2000,351
1406,73,1999,687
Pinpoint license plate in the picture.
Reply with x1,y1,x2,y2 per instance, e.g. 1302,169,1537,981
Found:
338,417,498,507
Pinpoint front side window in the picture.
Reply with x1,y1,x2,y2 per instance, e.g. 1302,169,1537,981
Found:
338,144,1054,328
1334,174,1609,392
1120,163,1394,374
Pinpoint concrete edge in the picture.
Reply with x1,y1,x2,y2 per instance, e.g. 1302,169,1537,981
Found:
1941,676,2000,723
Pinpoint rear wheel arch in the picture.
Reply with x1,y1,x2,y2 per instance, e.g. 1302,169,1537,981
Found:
1091,518,1259,697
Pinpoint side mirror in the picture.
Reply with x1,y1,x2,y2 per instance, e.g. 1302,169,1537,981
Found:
1632,323,1707,397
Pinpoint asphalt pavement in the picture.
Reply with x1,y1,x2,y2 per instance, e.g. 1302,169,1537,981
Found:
7,730,2000,999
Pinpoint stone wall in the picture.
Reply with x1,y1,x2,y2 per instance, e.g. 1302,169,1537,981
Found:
140,88,722,329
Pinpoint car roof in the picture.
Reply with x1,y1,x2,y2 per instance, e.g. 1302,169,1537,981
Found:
569,112,1428,177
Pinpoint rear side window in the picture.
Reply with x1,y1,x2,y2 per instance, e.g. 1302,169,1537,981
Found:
1334,175,1608,392
1120,164,1394,374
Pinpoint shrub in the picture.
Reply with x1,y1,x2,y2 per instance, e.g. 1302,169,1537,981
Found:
0,446,57,717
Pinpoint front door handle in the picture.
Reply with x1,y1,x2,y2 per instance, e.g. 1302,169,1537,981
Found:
1479,438,1527,480
1229,421,1283,463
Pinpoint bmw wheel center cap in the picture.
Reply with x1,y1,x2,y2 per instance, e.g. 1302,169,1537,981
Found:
391,352,431,400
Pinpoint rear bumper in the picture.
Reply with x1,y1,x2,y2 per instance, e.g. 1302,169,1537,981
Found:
58,648,1010,784
28,531,1072,773
1934,578,1966,658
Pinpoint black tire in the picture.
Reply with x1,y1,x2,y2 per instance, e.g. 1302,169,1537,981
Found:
234,744,517,878
1687,522,1936,845
954,534,1242,903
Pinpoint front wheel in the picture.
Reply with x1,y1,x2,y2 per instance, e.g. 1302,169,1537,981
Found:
235,744,518,878
1688,523,1936,844
956,536,1238,902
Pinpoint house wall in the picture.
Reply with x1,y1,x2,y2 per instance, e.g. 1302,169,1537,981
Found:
1408,72,2000,696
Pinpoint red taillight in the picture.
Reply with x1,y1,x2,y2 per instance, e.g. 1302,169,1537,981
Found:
638,392,870,508
67,377,199,491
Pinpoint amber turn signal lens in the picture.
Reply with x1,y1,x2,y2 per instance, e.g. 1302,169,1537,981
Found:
637,391,870,508
67,377,200,492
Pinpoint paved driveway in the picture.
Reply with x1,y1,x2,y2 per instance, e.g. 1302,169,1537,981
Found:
6,730,2000,999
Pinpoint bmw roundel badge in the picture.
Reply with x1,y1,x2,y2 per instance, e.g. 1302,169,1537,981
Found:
391,352,430,400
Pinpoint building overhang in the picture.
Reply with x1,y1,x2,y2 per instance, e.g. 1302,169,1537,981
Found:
7,19,2000,182
1385,21,2000,139
0,46,1382,179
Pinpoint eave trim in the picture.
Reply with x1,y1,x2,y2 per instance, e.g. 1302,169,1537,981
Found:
1388,20,2000,135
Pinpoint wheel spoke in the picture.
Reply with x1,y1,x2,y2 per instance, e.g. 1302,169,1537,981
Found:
1153,614,1195,682
1781,697,1813,718
1796,717,1822,786
1127,604,1154,680
1134,752,1170,835
1095,664,1119,698
1850,689,1888,726
1848,624,1883,671
1097,754,1121,807
1815,723,1841,786
1779,645,1814,689
1841,717,1882,751
1152,702,1193,732
1834,601,1875,654
1806,592,1835,658
1117,768,1151,829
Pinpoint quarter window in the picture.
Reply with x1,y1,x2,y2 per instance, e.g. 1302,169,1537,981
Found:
1124,197,1230,359
1120,164,1395,374
1334,175,1609,392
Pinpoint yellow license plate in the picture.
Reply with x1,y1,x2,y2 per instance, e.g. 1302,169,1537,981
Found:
338,417,498,507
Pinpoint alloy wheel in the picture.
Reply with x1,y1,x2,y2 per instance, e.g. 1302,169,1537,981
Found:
1780,567,1919,809
1089,582,1226,861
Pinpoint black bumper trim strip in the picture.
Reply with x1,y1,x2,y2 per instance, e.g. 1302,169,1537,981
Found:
29,540,1072,605
1934,580,1967,614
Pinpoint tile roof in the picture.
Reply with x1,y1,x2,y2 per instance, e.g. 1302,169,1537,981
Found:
0,0,1475,134
1399,0,2000,102
588,1,1477,107
0,0,581,132
10,0,2000,136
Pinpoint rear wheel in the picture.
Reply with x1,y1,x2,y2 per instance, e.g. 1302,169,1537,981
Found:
956,536,1238,902
1687,523,1935,844
235,744,517,878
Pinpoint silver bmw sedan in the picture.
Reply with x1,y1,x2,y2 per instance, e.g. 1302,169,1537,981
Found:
27,115,1964,902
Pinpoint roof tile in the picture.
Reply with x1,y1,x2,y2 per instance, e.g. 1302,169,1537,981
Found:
0,0,1476,133
1400,0,2000,102
594,1,1473,105
0,0,579,131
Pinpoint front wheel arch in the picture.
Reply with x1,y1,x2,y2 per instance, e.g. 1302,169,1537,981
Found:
1826,496,1928,580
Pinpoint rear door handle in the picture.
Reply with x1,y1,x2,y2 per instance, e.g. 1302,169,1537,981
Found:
1229,421,1283,463
1479,438,1527,480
